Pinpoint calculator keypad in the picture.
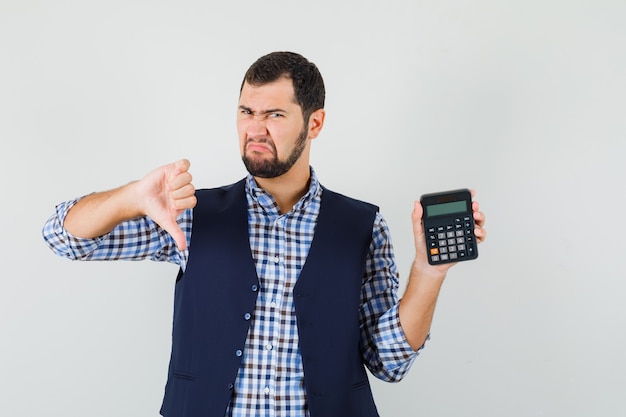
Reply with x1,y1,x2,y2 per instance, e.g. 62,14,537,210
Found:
425,215,477,265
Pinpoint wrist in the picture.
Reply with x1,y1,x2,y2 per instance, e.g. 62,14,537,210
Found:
411,258,447,282
118,180,146,219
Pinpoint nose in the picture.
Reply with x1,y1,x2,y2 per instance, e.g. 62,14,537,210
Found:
245,116,268,139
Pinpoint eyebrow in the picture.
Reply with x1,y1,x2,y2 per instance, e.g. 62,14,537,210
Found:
239,105,287,115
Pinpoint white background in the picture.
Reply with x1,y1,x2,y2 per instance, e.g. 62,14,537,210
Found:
1,1,625,416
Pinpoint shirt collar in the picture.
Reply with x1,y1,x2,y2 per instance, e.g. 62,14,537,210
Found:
245,167,322,215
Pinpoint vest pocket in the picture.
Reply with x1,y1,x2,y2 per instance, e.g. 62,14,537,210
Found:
172,370,197,381
161,371,197,416
350,379,369,390
350,380,379,417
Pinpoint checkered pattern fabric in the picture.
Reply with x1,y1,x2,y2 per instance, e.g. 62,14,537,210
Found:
42,168,421,417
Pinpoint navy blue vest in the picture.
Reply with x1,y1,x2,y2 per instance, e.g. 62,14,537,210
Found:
160,179,380,417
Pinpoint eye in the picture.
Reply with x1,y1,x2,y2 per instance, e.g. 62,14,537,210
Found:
269,112,284,118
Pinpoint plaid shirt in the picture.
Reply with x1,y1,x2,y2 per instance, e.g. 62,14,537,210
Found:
43,168,421,417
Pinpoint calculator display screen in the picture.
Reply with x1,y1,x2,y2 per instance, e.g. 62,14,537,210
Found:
425,201,467,218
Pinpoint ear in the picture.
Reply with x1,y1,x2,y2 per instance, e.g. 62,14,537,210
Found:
307,108,326,140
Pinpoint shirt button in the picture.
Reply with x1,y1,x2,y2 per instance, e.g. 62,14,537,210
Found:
273,255,280,263
264,387,270,395
244,313,251,320
235,349,243,357
270,301,277,308
266,343,273,350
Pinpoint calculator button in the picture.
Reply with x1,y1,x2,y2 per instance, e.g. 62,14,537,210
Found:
423,203,478,264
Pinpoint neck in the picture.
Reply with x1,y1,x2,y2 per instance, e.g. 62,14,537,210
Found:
254,163,311,214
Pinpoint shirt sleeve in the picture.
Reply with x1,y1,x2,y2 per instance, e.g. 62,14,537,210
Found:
359,212,427,382
41,196,191,268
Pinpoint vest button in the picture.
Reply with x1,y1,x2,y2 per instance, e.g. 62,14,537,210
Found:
244,312,251,320
251,284,258,292
227,383,234,390
235,349,243,357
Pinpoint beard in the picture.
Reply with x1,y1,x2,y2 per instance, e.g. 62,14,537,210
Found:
242,126,308,178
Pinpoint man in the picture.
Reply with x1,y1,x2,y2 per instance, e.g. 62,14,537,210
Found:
43,51,486,417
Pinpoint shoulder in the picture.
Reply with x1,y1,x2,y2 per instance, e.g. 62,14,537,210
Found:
195,178,245,198
194,179,246,204
321,186,379,214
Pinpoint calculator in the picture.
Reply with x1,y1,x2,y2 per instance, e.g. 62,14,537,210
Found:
420,188,478,265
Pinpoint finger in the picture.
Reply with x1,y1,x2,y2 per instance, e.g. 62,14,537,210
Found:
412,200,423,223
174,194,197,211
474,211,486,242
158,217,188,251
411,201,425,235
171,183,195,200
167,159,191,186
411,201,429,263
473,209,485,226
173,158,191,173
170,171,193,191
170,226,188,251
474,225,487,243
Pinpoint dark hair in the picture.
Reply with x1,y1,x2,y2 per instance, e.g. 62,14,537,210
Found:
241,51,325,122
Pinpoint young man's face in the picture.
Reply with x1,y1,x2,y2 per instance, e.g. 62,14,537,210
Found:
237,77,310,178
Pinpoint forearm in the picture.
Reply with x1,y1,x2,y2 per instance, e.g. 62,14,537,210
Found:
398,261,446,350
360,303,420,382
64,181,143,238
43,196,190,264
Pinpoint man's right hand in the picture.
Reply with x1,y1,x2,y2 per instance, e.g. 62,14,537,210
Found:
134,159,197,250
64,159,197,251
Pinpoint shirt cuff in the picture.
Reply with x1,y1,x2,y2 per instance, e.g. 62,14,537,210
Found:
373,304,426,373
53,198,107,259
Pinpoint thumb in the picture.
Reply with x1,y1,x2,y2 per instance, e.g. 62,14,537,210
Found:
159,216,188,251
412,201,424,235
